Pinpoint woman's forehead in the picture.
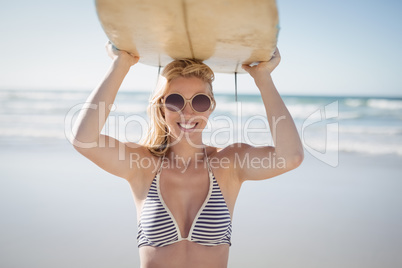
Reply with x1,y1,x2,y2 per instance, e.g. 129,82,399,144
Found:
166,77,210,96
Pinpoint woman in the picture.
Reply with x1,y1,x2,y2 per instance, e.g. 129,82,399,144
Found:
72,42,303,268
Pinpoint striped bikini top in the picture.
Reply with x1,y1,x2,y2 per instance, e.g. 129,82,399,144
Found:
137,151,232,247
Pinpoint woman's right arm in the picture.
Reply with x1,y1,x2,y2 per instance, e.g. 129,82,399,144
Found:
72,42,144,180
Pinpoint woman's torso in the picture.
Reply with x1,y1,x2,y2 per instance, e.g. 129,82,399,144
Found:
128,146,242,268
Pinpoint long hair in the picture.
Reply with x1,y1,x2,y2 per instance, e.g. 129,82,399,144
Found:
141,59,215,157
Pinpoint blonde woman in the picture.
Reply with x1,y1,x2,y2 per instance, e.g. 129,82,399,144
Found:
72,42,303,268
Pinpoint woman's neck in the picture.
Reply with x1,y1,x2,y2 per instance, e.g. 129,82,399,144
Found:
166,140,206,165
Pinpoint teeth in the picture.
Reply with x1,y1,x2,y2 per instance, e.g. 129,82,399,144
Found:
179,123,196,129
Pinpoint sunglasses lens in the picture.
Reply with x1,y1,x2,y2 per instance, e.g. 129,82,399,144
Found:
192,94,211,112
165,94,184,112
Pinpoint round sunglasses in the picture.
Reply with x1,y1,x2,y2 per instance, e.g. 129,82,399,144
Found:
163,93,214,113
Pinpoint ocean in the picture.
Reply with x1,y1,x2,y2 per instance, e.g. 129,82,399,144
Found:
1,89,401,158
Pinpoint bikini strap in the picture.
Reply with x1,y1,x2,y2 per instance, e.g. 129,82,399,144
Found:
203,146,213,174
156,153,166,174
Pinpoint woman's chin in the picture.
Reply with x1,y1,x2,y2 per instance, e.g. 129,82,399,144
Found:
169,131,203,145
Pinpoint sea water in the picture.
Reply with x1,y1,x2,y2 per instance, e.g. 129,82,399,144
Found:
1,89,401,157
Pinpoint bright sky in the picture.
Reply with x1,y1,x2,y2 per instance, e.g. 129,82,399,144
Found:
0,0,401,96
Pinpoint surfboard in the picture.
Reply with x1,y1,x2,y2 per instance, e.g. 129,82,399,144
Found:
95,0,279,74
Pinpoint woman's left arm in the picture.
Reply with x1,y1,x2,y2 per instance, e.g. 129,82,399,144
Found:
235,48,304,181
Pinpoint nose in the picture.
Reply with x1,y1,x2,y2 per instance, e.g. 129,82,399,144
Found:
182,100,194,115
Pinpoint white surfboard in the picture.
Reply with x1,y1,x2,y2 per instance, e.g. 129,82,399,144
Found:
95,0,279,73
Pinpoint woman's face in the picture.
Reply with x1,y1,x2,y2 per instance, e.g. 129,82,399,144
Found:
163,76,214,145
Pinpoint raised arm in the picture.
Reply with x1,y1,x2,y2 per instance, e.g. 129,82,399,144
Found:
71,42,144,179
234,48,304,181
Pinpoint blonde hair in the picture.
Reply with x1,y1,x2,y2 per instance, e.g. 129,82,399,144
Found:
141,59,215,157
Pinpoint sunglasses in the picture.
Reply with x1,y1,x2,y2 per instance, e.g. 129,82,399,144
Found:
163,93,214,113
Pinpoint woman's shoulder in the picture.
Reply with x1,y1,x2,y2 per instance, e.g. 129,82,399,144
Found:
124,142,163,178
205,144,244,191
206,143,251,158
125,142,159,158
205,143,253,172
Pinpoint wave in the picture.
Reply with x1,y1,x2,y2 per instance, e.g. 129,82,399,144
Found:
0,90,89,101
367,99,402,110
344,98,365,107
339,126,402,135
0,127,66,139
338,141,402,156
0,114,63,124
338,112,362,120
302,137,402,156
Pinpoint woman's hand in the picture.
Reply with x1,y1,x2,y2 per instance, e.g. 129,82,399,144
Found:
242,47,281,82
105,41,140,67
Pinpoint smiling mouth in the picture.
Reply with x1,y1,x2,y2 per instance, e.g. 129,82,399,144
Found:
178,122,198,130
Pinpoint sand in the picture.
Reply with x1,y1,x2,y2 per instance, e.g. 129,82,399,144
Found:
1,140,401,268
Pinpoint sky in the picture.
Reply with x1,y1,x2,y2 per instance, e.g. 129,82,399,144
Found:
0,0,401,97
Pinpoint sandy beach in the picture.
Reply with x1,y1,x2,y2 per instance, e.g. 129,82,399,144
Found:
1,139,401,268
